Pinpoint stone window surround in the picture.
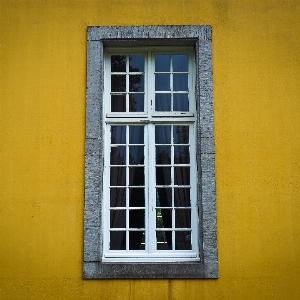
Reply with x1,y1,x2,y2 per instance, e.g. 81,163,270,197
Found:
84,25,218,279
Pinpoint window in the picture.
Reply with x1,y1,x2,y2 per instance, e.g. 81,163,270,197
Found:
84,26,217,278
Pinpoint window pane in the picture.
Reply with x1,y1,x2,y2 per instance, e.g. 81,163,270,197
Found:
129,55,144,72
129,188,145,207
174,146,190,164
155,126,171,144
155,74,170,91
129,210,145,228
173,126,189,144
155,54,170,72
156,146,171,164
110,167,126,186
175,209,191,228
129,126,144,144
110,146,126,165
111,75,126,92
110,210,126,228
175,231,191,250
111,55,126,72
110,188,126,207
129,75,144,92
173,94,189,111
156,188,172,207
129,146,144,165
174,167,190,185
156,209,172,228
111,94,126,112
155,94,171,111
173,54,188,72
174,188,190,207
110,231,126,250
129,167,144,186
173,74,188,91
129,94,144,112
156,231,172,250
111,126,126,144
156,167,171,185
129,231,145,250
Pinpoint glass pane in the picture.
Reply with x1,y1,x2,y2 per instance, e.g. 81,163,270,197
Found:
111,94,126,112
110,146,126,165
174,188,190,207
110,188,126,207
129,94,144,112
174,167,190,185
129,167,144,186
173,94,189,111
156,146,171,164
111,55,126,72
129,210,145,228
110,167,126,186
110,231,126,250
155,54,170,72
175,209,191,228
129,146,144,165
129,188,145,207
110,210,126,228
111,126,126,144
156,167,171,185
156,209,172,228
173,74,188,91
156,188,172,207
156,231,172,250
129,231,145,250
175,231,191,250
155,126,171,144
129,126,144,144
129,55,144,72
174,146,190,164
111,75,126,92
155,94,171,111
173,54,188,72
173,126,189,144
129,75,144,92
155,74,170,91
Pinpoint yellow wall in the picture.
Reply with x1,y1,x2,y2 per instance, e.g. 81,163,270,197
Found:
1,0,300,299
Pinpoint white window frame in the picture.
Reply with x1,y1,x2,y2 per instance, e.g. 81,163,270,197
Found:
84,26,218,278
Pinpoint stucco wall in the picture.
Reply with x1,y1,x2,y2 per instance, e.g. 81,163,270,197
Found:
1,0,300,299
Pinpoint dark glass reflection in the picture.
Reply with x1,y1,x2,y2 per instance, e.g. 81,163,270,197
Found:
129,231,145,250
155,94,171,111
173,54,188,72
174,146,190,164
174,188,190,207
174,167,190,185
110,210,126,228
156,231,172,250
111,94,126,112
110,231,126,250
110,146,126,165
173,126,189,144
129,146,144,165
155,74,170,91
175,209,191,228
156,188,172,207
173,94,189,111
111,75,126,92
175,231,191,250
111,55,126,72
156,209,172,228
129,94,144,112
111,126,126,144
129,75,144,92
155,126,171,144
110,167,126,186
156,167,171,185
110,188,126,207
129,188,145,207
129,126,144,144
129,55,144,72
155,54,170,72
156,146,171,164
129,210,145,228
129,167,144,186
173,74,188,91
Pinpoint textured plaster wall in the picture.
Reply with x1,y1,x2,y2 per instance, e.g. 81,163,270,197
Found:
0,0,300,299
